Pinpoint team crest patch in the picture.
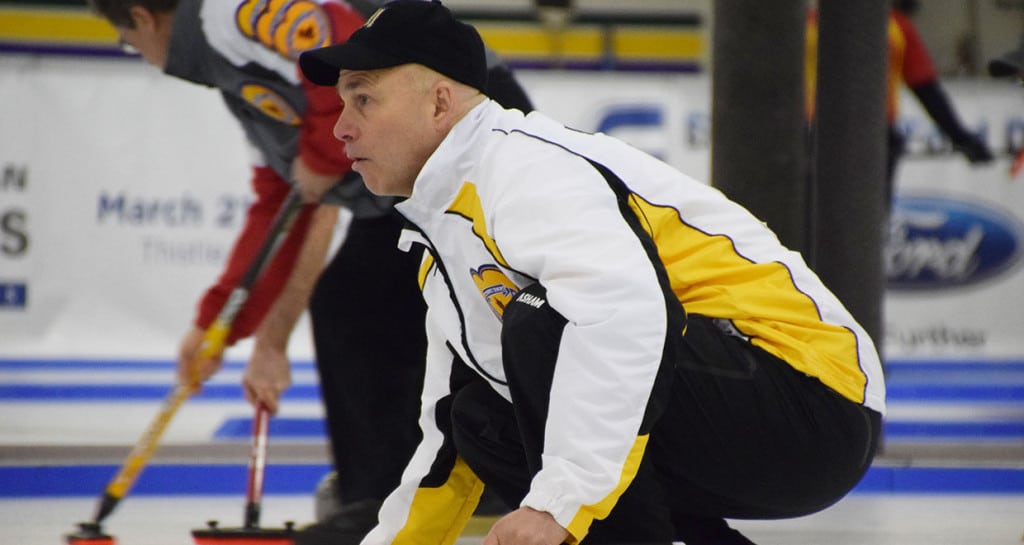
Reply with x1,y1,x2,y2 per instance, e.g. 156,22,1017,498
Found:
471,264,519,320
235,0,268,39
236,0,332,60
240,83,301,125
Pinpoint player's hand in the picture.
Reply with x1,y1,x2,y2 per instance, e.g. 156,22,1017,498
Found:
242,341,292,414
955,135,994,164
177,326,224,390
483,507,569,545
292,155,341,203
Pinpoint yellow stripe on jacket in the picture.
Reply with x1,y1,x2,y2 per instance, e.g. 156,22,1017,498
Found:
627,194,868,404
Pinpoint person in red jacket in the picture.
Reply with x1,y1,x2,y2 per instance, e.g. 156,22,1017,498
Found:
86,2,532,544
807,0,993,201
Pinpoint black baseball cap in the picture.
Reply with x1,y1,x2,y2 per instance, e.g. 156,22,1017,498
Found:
989,36,1024,77
299,0,487,92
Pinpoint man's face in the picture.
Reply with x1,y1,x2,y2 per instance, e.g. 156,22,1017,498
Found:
333,66,442,197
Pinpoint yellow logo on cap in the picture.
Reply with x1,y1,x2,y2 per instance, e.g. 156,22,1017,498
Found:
240,83,301,125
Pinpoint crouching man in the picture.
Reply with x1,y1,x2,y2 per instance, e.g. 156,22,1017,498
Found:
299,2,885,544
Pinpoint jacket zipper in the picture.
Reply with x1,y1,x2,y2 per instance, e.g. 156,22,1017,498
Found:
406,222,509,386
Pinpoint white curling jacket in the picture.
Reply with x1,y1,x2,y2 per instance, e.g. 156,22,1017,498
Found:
365,100,885,545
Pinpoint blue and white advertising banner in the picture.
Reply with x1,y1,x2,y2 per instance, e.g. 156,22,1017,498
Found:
0,55,298,360
1,56,1021,363
885,81,1024,359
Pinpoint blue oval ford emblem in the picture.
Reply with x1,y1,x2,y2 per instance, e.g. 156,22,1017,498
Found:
886,195,1023,290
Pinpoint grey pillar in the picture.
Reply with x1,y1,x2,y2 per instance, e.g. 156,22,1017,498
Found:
812,1,889,346
711,0,809,255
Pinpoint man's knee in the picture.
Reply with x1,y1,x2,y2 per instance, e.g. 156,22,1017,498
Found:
450,380,529,507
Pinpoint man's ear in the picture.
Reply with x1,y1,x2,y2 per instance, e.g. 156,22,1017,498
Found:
128,5,156,30
431,81,454,125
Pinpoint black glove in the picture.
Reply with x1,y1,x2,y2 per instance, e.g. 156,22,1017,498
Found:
953,134,995,164
912,81,994,164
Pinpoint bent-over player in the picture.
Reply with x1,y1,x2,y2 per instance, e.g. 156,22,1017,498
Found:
86,1,530,544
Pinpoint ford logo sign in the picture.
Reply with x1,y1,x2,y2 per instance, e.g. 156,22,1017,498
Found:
886,195,1023,290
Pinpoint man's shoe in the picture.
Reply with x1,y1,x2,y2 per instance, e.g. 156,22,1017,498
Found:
313,470,341,522
293,498,382,545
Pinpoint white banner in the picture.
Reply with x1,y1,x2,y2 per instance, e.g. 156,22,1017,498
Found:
0,56,276,359
1,57,1021,362
886,81,1024,359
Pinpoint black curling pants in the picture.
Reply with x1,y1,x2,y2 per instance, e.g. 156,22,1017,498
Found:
308,211,427,503
450,283,882,545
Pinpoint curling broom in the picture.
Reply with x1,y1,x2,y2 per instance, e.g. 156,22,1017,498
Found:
65,188,304,545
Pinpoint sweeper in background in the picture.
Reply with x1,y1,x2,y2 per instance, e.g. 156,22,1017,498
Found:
81,1,532,545
806,0,993,203
298,1,885,544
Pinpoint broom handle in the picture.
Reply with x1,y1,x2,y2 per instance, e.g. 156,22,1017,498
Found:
91,189,303,525
244,404,271,529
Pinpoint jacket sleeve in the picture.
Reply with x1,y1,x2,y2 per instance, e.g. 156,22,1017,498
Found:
910,80,992,162
487,144,669,543
295,1,363,176
894,12,992,162
893,11,937,87
365,293,485,545
194,167,315,343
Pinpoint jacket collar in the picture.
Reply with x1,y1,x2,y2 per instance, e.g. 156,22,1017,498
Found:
396,99,496,220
